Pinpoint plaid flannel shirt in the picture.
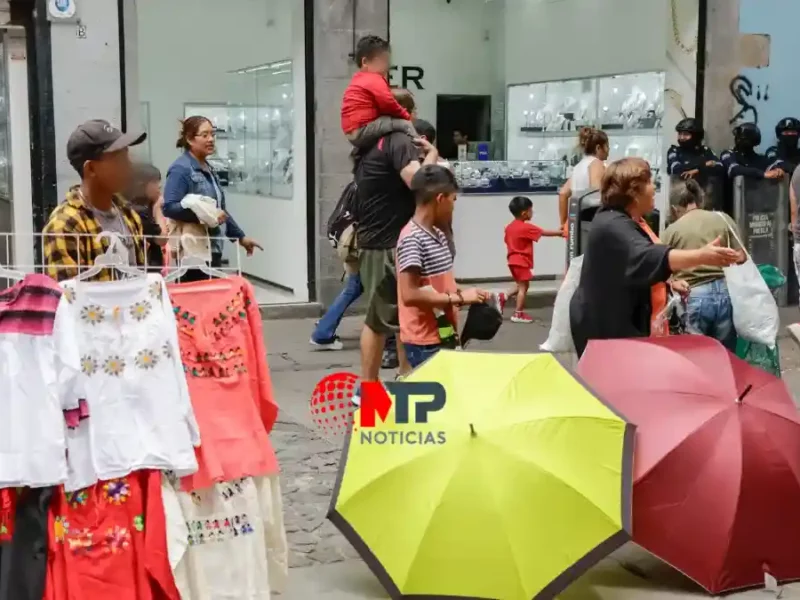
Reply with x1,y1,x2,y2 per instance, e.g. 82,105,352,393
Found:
43,187,145,282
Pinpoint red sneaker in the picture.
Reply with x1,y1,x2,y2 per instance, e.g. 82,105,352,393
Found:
511,311,534,324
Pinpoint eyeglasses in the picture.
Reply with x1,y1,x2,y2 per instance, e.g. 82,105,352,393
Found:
195,132,216,140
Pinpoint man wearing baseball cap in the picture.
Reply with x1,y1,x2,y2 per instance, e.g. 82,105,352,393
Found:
43,119,147,281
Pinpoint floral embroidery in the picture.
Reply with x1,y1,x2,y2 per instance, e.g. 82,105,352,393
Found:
80,355,98,376
67,528,93,556
133,515,144,532
186,513,254,546
103,355,126,377
104,526,131,554
130,300,152,322
135,349,159,370
62,285,75,304
65,489,88,508
80,304,104,325
162,342,174,360
149,281,162,300
54,516,69,542
103,479,130,505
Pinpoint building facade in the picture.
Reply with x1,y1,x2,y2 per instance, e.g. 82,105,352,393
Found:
0,0,748,306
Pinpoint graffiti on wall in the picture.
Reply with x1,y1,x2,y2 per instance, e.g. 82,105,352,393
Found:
729,75,770,125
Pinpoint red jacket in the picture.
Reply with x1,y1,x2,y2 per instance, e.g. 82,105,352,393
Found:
341,71,411,134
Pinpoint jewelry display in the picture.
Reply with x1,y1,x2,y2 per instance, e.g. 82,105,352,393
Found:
507,70,665,190
453,160,567,195
184,59,294,200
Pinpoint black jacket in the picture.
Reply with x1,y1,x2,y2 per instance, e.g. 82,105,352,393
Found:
131,203,164,270
570,207,672,356
667,144,724,177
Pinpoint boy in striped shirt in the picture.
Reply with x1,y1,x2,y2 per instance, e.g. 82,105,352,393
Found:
396,165,489,368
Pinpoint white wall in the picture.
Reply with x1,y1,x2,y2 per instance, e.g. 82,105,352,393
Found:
389,0,505,129
51,0,122,200
504,0,670,85
136,0,307,299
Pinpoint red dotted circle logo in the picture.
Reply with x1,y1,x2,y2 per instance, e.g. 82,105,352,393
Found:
310,372,358,436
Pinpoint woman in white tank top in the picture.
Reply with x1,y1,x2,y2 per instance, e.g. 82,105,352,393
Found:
558,128,610,234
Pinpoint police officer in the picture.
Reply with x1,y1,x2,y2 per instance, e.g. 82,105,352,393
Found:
765,117,800,174
667,117,723,179
720,122,785,180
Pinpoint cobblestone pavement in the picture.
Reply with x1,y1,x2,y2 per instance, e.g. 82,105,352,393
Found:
263,307,800,597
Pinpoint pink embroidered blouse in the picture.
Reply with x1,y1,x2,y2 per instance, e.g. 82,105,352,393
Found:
167,276,279,491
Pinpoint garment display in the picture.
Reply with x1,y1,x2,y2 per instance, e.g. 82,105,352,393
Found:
56,274,200,492
0,264,284,600
0,274,68,488
167,276,279,491
44,470,180,600
162,474,288,599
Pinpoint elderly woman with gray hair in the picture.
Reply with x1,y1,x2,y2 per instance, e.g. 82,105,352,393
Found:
661,178,746,351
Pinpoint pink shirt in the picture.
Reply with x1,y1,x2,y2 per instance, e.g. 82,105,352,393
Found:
168,276,279,491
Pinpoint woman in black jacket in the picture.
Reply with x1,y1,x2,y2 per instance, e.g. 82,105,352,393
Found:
569,157,740,356
127,163,167,271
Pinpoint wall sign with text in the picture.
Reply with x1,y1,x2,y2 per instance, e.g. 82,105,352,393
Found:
389,66,425,90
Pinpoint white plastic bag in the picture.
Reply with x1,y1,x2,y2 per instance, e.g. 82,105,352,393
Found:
540,255,583,353
717,213,779,347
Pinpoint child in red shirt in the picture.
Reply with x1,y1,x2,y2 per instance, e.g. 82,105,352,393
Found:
341,35,417,148
500,196,563,323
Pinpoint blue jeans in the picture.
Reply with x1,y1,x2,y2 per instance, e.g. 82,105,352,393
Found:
312,273,363,343
404,343,442,368
686,278,737,352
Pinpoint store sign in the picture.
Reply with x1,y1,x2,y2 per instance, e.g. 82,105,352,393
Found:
48,0,77,19
389,66,424,91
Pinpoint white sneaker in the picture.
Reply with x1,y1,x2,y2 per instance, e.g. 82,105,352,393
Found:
310,337,344,351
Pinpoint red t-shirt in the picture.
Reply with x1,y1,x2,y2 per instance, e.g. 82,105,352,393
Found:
341,71,411,134
505,220,543,269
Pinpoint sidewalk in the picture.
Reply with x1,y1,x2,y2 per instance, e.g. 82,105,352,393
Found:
264,308,800,599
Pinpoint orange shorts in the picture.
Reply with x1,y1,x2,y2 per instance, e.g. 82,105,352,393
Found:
509,265,533,282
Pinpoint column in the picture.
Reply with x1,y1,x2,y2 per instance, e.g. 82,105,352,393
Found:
702,0,740,151
313,0,388,305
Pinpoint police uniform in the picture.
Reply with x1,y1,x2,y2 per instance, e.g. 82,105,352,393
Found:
667,118,724,177
765,117,800,175
720,122,773,179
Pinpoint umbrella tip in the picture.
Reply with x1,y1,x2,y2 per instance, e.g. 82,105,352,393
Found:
469,423,477,437
735,384,754,404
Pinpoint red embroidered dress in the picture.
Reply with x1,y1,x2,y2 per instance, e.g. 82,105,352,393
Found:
44,471,180,600
167,277,279,491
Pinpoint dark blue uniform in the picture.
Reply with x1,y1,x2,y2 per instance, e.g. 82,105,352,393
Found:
667,144,724,177
764,145,799,175
720,149,773,179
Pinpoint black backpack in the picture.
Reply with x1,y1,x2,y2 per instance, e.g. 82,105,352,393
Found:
326,181,358,261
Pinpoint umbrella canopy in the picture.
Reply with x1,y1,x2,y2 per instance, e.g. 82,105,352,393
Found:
328,351,634,600
577,335,800,594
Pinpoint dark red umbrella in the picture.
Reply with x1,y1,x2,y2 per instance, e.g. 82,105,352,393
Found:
577,335,800,594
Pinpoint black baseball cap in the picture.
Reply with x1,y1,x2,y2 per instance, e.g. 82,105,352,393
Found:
67,119,146,173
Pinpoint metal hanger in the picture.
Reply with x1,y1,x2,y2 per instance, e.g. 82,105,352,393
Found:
74,231,146,281
164,234,230,283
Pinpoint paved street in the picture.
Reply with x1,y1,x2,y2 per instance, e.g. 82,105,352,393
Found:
265,308,800,599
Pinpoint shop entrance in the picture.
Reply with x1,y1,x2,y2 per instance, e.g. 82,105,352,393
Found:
436,94,491,159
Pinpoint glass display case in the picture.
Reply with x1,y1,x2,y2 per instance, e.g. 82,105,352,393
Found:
507,71,666,183
453,160,567,194
184,59,294,199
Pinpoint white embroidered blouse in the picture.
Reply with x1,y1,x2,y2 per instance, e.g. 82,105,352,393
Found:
57,274,200,492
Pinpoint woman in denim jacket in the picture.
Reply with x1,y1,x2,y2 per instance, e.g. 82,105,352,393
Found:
163,116,262,280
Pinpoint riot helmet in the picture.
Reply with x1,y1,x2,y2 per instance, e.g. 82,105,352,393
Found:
776,117,800,152
676,118,703,150
733,122,761,152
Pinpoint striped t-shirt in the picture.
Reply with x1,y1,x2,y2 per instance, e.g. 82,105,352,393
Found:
396,221,458,345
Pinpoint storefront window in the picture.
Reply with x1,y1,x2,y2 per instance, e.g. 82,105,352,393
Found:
390,0,675,282
134,0,308,302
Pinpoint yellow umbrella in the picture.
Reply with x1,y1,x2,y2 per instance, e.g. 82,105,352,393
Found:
328,351,634,600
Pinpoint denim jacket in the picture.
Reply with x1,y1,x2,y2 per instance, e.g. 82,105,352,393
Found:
162,151,246,242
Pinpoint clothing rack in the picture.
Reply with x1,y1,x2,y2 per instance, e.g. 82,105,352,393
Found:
0,231,244,288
